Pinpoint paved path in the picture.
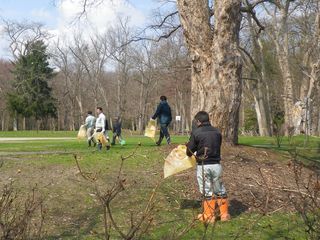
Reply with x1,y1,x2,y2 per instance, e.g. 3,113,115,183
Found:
0,137,74,142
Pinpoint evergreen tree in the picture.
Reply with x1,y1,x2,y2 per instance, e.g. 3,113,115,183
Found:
8,40,57,122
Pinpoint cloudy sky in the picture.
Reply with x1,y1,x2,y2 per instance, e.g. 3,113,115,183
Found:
0,0,165,59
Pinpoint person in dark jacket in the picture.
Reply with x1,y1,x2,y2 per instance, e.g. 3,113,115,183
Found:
151,96,172,145
186,111,230,224
111,116,123,145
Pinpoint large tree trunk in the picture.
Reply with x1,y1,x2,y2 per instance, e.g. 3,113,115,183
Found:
269,1,295,135
305,61,320,135
13,111,18,131
1,110,5,131
138,76,145,134
258,39,273,135
117,71,121,115
75,95,83,126
278,52,295,133
299,12,320,136
22,117,26,130
177,0,242,144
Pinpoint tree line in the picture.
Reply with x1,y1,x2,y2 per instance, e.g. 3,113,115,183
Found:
0,0,319,142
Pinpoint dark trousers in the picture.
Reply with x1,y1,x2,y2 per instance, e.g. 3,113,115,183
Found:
158,123,170,144
111,132,122,145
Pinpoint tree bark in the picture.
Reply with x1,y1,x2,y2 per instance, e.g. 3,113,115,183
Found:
246,14,272,136
13,111,18,131
267,1,295,134
277,47,295,133
177,0,242,144
1,111,4,131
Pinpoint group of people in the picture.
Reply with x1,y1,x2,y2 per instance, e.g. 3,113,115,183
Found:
84,107,123,151
84,95,173,150
84,96,230,223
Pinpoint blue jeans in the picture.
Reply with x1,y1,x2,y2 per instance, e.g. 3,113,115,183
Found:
158,123,170,144
196,164,227,198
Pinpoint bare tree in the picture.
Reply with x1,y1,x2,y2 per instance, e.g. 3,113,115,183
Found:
240,9,272,136
52,38,87,130
153,32,191,134
295,0,320,136
2,20,50,60
131,41,160,133
107,17,134,118
69,32,112,117
261,1,303,134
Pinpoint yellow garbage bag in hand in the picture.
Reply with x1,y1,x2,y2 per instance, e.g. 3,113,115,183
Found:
144,119,157,139
95,132,108,147
164,145,196,178
77,125,87,139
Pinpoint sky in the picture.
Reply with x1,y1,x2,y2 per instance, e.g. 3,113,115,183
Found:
0,0,169,59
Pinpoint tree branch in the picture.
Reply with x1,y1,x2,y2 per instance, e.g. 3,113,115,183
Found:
149,11,179,29
241,0,268,34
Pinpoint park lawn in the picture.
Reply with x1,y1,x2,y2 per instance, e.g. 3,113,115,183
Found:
0,133,319,239
0,129,140,138
239,135,320,166
0,130,76,137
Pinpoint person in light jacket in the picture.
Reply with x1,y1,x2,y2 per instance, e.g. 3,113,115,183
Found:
84,111,96,147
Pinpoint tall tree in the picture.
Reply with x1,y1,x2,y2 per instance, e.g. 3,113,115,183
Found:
176,0,243,144
262,1,300,134
241,12,272,136
8,40,57,129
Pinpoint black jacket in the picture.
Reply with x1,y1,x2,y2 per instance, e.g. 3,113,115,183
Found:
186,122,222,165
152,100,172,124
113,119,122,134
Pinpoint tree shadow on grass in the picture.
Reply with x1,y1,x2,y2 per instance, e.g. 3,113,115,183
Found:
45,206,103,239
179,199,202,209
229,199,249,217
179,198,249,218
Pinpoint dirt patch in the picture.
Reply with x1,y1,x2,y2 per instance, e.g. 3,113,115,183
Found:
168,144,319,215
0,143,318,238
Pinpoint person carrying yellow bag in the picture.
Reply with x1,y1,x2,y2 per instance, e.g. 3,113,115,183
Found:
144,119,157,139
95,107,110,151
186,111,230,224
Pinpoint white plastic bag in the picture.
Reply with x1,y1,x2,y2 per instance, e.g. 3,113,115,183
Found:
164,145,196,178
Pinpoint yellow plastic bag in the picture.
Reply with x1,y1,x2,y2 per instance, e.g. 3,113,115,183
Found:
95,132,108,147
144,119,157,139
77,125,87,140
164,145,196,178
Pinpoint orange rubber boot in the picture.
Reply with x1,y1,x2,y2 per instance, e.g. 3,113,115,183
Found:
197,199,216,223
217,198,231,221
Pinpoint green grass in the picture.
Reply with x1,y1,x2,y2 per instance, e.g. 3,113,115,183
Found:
0,132,319,239
145,212,306,240
0,130,76,137
239,135,320,166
